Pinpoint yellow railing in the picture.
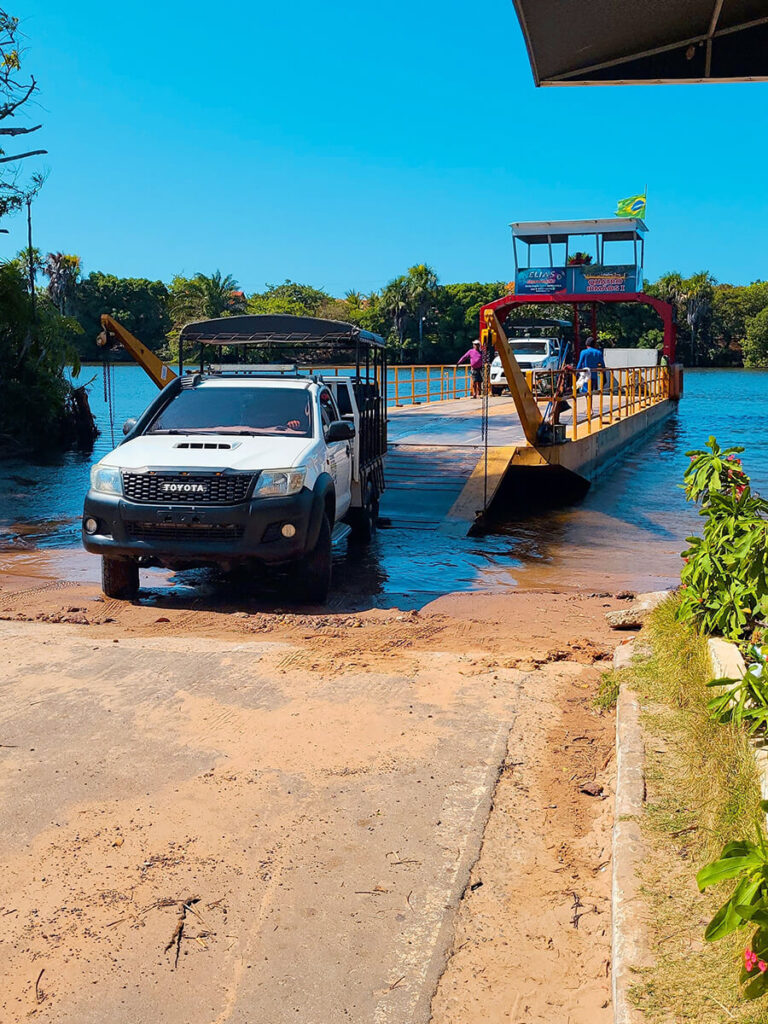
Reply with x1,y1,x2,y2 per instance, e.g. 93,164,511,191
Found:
562,366,670,440
303,364,473,407
300,363,670,425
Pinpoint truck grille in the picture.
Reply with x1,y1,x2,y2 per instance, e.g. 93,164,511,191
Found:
125,522,245,542
122,472,254,505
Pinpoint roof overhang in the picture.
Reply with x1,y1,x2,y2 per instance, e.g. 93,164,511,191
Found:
511,218,647,243
512,0,768,85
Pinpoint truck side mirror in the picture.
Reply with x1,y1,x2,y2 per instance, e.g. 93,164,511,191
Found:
122,417,138,436
326,420,355,442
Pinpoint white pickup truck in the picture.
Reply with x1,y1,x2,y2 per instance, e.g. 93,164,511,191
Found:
82,316,387,603
489,336,563,395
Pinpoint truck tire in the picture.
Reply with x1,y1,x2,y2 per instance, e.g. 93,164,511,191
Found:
101,557,139,600
491,385,503,396
296,514,332,603
348,487,379,545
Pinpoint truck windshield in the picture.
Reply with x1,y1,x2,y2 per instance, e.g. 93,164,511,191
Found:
146,386,314,437
512,341,549,355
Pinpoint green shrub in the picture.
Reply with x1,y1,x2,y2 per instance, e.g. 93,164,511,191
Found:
677,437,768,642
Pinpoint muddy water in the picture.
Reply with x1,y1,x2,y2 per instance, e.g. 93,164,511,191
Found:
1,366,765,606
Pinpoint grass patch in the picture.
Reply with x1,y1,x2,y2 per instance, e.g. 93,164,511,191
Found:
623,595,764,1022
596,667,622,710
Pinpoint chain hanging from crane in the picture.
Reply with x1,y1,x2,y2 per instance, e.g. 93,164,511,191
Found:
480,326,492,517
102,356,115,448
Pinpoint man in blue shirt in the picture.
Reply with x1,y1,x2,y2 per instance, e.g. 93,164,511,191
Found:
576,336,605,391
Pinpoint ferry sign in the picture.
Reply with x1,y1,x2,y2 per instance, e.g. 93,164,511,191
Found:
515,265,641,296
515,268,567,294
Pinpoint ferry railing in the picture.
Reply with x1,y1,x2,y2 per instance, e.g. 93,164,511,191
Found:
563,365,670,440
301,363,669,426
304,364,473,407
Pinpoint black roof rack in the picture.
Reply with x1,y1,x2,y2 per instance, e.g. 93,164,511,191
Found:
178,314,385,349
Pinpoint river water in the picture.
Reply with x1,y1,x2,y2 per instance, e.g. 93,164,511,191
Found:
0,366,765,607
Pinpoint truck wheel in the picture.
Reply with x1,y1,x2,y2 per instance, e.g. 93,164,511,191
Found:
348,489,379,545
101,557,139,600
491,385,503,396
296,514,332,603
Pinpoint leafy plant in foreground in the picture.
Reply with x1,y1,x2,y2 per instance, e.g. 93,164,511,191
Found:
697,809,768,1000
708,647,768,735
677,437,768,642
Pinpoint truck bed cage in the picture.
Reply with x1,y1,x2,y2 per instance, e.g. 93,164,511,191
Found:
177,315,388,476
178,314,385,348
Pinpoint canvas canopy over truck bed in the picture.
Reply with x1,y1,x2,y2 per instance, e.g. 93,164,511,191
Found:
177,313,388,472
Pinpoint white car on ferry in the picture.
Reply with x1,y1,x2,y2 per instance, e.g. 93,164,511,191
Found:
489,337,562,395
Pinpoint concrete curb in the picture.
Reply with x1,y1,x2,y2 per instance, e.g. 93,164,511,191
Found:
612,641,650,1024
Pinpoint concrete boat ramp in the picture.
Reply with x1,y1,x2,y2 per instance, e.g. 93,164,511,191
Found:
0,619,517,1024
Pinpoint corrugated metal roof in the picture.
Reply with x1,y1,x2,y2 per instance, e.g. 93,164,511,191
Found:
512,0,768,85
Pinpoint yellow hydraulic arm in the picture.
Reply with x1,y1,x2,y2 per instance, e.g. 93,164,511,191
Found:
97,314,177,390
482,309,543,446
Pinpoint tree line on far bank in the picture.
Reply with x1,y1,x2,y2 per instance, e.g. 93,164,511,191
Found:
9,252,768,370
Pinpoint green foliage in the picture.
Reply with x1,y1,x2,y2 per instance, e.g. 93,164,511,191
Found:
247,279,330,317
707,647,768,735
7,252,768,370
169,270,243,326
0,260,85,449
743,308,768,368
433,282,505,360
677,437,768,642
44,252,81,314
72,271,171,359
696,812,768,1001
405,263,438,362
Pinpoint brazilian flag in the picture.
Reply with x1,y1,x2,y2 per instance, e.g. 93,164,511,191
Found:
615,192,647,218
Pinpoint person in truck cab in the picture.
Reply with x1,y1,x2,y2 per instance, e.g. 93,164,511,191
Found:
235,393,311,435
147,387,313,437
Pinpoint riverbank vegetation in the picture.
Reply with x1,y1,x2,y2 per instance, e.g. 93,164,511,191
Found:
9,257,768,370
607,441,768,1017
618,600,764,1022
0,10,97,453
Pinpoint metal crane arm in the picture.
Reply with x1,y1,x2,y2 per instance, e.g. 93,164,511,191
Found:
97,314,177,390
482,310,543,446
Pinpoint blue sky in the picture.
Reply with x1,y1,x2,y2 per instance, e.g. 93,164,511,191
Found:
3,0,767,293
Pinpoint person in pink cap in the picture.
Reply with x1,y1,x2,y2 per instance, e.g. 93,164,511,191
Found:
457,339,484,398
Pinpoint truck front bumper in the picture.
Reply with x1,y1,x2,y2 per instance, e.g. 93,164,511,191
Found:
81,488,320,567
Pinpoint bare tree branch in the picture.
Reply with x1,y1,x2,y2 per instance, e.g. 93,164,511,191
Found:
0,123,41,136
0,148,47,163
0,76,36,121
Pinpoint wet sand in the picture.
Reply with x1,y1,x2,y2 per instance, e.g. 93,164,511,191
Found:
0,546,629,1024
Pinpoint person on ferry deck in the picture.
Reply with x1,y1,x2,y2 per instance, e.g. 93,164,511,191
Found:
576,336,605,391
457,339,484,398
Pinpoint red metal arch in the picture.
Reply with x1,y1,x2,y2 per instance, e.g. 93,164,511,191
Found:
480,291,677,362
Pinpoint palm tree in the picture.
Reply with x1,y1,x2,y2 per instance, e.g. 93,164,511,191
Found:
684,272,714,367
171,270,240,324
654,271,714,366
381,276,410,363
344,289,363,310
44,252,81,314
406,263,438,362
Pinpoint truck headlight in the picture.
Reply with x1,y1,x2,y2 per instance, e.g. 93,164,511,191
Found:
90,465,122,495
253,467,307,498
